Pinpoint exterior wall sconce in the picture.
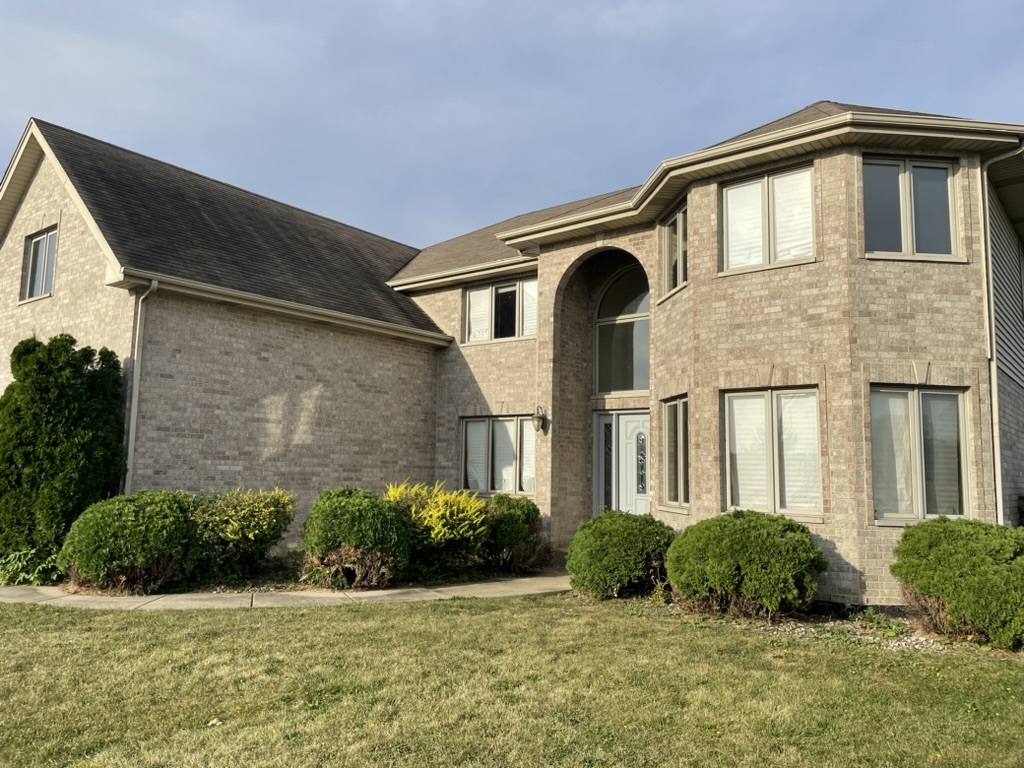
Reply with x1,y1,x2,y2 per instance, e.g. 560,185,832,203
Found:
532,406,548,433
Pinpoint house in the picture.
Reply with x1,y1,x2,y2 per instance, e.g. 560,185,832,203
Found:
2,101,1024,604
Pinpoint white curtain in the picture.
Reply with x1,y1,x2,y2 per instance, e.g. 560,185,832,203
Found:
776,392,821,511
728,394,769,510
871,391,914,517
518,420,536,493
491,419,516,492
520,279,538,337
772,168,814,262
463,421,487,491
725,180,764,269
466,288,490,341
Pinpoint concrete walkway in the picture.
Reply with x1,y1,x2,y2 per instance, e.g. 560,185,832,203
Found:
0,569,571,610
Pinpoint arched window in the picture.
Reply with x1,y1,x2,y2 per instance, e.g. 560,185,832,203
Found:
596,266,650,393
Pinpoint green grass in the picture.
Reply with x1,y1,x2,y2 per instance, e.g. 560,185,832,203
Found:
1,596,1022,767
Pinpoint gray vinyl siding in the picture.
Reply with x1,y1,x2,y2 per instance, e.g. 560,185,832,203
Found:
992,189,1024,385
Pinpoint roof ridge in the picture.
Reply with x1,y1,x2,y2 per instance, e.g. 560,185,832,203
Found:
30,117,420,253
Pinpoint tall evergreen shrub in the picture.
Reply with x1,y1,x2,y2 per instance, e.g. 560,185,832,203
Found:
0,335,125,562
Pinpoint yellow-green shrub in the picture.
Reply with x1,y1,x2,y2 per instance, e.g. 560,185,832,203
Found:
385,481,488,572
192,488,295,577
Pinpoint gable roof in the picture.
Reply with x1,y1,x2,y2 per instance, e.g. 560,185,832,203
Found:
25,120,443,337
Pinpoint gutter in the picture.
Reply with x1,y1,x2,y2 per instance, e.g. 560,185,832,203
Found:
123,279,158,494
981,140,1024,526
388,255,538,292
110,268,453,348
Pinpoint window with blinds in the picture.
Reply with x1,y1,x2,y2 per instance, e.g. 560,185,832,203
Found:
663,396,689,506
463,278,538,342
722,166,814,271
461,416,537,495
870,387,965,520
724,388,822,515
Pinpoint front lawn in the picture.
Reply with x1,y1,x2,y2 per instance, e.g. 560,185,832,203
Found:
1,596,1022,767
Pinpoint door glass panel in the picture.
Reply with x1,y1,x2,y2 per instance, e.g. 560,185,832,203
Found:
603,422,613,509
636,432,647,495
921,393,963,515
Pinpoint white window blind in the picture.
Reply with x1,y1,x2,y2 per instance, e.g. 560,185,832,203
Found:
870,390,914,518
466,288,491,342
491,419,517,492
725,180,764,269
518,420,536,493
728,394,769,510
521,279,538,337
464,421,487,491
772,169,814,262
775,391,821,511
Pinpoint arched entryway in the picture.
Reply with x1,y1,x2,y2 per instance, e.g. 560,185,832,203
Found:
547,248,651,545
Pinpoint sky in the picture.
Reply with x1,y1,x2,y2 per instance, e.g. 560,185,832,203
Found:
3,0,1024,248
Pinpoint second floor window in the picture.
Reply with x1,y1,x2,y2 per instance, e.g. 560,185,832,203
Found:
22,228,58,300
662,205,687,292
723,166,814,271
864,159,954,257
464,278,537,342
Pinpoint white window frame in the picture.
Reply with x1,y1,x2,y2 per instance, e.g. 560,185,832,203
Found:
721,166,815,273
21,228,58,301
869,386,968,521
463,277,538,343
594,265,651,395
863,158,957,260
662,396,689,507
460,415,536,495
723,388,822,516
661,204,687,293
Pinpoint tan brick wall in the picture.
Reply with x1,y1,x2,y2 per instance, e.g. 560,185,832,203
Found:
131,293,439,542
0,157,136,392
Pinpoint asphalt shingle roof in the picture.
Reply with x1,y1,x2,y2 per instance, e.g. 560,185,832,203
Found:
34,120,441,334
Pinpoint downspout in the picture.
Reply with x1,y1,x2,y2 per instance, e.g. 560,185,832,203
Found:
981,142,1024,526
124,280,158,494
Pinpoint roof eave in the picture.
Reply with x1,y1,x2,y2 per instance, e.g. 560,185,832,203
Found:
111,268,453,347
498,112,1024,248
388,254,538,292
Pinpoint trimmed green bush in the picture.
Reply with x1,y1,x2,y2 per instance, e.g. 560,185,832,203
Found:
192,488,295,577
666,510,826,617
57,492,199,593
303,488,411,589
0,335,125,564
481,494,551,571
891,517,1024,649
385,482,488,573
566,510,676,599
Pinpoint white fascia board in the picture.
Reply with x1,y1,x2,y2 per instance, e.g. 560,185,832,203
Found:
387,255,538,292
110,268,453,347
497,112,1024,246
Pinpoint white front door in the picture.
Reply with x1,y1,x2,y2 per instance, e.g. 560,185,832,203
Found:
594,411,651,515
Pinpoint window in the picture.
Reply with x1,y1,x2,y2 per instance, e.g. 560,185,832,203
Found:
22,229,58,300
462,416,536,494
870,387,966,520
722,166,814,271
724,389,821,515
596,266,650,393
662,205,687,291
863,159,954,257
663,396,689,506
464,278,537,342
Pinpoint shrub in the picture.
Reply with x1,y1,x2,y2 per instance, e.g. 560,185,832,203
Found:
566,510,675,599
666,510,826,617
891,517,1024,649
481,494,551,571
0,548,60,586
0,335,125,564
385,481,488,573
303,488,411,589
192,488,295,577
57,491,199,593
